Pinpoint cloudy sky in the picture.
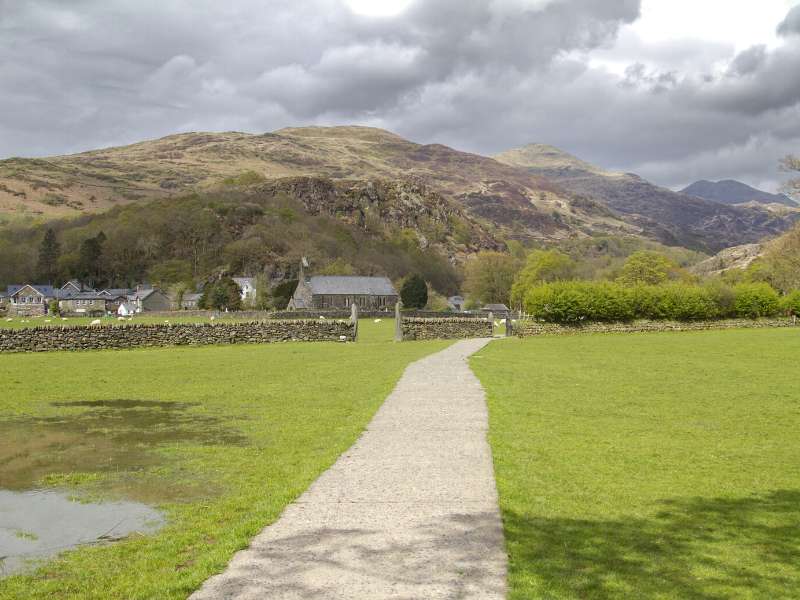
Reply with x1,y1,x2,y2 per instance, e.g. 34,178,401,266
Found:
2,0,799,192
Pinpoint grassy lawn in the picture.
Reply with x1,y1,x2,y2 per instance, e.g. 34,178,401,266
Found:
0,320,447,599
471,329,800,599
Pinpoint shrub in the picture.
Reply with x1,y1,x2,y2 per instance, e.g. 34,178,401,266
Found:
732,283,780,319
524,281,634,323
780,290,800,316
400,274,428,309
705,282,737,319
523,281,741,323
654,284,719,321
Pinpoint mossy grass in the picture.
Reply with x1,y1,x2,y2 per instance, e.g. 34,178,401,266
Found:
471,328,800,599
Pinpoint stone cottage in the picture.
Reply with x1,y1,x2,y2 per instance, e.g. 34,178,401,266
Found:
5,284,59,316
128,288,172,312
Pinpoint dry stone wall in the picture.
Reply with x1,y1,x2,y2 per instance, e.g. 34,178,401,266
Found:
401,317,492,340
0,320,355,353
516,318,799,337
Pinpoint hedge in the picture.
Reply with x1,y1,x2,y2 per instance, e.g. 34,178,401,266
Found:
523,281,783,323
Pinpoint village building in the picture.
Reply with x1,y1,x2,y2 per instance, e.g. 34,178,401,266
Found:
481,303,511,319
100,288,135,313
448,295,465,312
117,302,137,316
232,277,257,305
181,292,202,310
128,287,172,312
58,291,108,316
288,260,398,310
5,284,59,316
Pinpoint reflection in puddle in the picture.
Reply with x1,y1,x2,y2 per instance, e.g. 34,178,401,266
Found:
0,399,247,495
0,489,163,577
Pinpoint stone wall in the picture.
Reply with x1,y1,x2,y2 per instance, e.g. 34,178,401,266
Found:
516,318,799,337
0,319,355,353
401,317,492,340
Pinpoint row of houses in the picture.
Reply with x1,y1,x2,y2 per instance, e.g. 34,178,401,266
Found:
0,276,259,317
0,281,171,317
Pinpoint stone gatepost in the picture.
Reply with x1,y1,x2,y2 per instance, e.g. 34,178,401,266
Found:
488,311,494,337
505,316,512,337
394,302,403,342
351,303,359,341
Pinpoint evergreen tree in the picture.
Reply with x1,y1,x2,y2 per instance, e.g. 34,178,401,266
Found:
400,274,428,309
36,228,61,284
76,231,106,288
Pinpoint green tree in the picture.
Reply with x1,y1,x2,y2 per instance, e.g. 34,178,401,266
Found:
269,279,298,310
400,274,428,309
76,231,106,288
200,277,243,311
36,228,61,284
510,249,576,308
616,251,676,286
464,251,519,305
318,258,356,275
148,259,193,288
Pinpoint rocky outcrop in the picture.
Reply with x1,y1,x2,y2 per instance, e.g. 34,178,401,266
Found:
250,176,501,253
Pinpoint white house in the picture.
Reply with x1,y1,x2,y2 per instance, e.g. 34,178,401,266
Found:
233,277,257,305
117,302,137,316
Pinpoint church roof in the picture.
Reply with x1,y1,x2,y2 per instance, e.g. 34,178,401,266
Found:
307,276,397,296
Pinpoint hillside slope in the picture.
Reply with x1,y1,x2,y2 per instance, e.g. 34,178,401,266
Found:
0,176,498,293
681,179,797,207
0,127,634,246
495,144,798,252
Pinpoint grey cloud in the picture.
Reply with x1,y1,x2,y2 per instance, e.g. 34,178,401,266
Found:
777,5,800,36
0,0,798,193
728,45,767,76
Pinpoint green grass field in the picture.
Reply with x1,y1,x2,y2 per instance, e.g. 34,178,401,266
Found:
0,319,445,599
471,329,800,599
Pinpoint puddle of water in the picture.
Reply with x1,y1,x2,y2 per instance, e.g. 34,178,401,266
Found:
0,488,163,577
0,399,247,500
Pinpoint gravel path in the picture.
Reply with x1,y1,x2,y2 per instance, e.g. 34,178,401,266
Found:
190,338,507,599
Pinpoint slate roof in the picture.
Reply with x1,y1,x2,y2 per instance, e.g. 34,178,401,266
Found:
128,288,158,300
7,284,60,297
481,303,510,312
60,290,108,300
101,288,134,297
307,276,397,296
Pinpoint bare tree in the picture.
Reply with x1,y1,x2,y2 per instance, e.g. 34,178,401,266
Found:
780,155,800,201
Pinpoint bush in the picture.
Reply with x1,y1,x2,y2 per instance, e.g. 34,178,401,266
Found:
733,283,780,319
524,281,633,323
779,290,800,317
653,284,719,321
522,281,770,323
400,274,428,309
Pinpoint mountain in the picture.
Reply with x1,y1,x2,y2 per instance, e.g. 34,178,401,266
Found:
0,127,636,247
1,127,796,254
681,179,797,207
494,144,798,252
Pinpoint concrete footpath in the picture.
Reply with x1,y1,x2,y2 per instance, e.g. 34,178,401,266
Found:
191,338,507,599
